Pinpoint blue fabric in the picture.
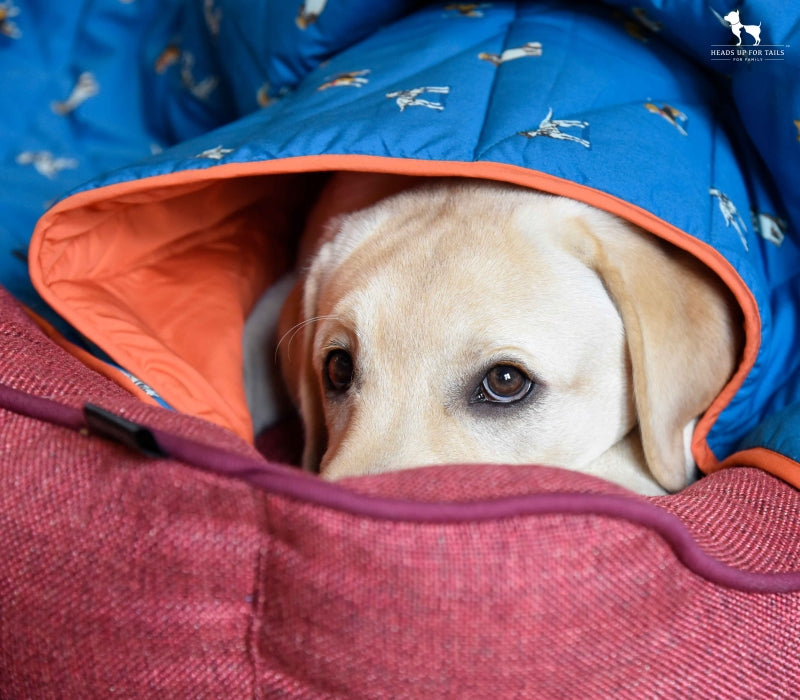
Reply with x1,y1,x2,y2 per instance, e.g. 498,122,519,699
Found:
1,0,187,328
739,402,800,466
2,0,800,468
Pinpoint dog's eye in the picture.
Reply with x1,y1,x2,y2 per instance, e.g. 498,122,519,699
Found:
472,364,533,404
324,349,354,393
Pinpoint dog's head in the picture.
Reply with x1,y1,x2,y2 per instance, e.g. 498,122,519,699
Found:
278,176,740,494
723,10,740,24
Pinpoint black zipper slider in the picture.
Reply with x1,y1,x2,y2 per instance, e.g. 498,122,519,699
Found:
83,403,167,458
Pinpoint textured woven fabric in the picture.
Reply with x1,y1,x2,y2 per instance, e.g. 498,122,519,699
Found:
254,485,800,698
0,289,263,696
3,286,800,697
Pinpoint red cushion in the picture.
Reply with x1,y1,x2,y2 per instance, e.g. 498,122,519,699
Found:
2,286,799,696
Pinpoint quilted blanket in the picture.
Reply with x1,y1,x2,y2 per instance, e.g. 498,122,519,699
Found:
5,0,798,485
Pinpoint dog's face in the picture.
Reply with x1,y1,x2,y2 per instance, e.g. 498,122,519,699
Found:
279,177,740,494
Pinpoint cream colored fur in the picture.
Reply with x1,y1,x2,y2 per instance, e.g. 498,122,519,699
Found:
275,174,741,495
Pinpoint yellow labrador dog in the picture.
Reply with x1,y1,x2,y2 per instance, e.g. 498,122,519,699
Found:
271,173,741,495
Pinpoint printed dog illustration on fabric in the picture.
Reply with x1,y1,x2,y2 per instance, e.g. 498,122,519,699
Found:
275,174,741,495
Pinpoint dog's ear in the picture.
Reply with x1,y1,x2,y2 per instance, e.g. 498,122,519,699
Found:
276,269,328,471
570,217,742,492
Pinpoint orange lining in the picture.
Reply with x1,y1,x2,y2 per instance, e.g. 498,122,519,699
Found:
29,155,761,451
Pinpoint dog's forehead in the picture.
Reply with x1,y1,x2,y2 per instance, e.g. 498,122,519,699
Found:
318,183,607,299
321,194,555,313
321,183,574,279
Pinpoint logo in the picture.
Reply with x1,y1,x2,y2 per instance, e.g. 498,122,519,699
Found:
723,9,761,46
710,8,788,63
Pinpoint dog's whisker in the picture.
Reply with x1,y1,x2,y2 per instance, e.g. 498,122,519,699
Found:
274,315,340,365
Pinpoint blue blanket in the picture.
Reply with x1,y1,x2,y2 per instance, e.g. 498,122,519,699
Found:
4,0,800,483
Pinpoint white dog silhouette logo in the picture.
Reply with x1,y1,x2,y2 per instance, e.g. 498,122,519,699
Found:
723,9,761,46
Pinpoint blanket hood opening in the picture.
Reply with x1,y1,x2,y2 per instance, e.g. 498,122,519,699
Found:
29,156,759,471
29,171,322,442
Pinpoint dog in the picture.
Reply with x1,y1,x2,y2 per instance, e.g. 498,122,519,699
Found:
297,0,328,29
271,173,741,495
478,42,543,66
723,10,762,46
